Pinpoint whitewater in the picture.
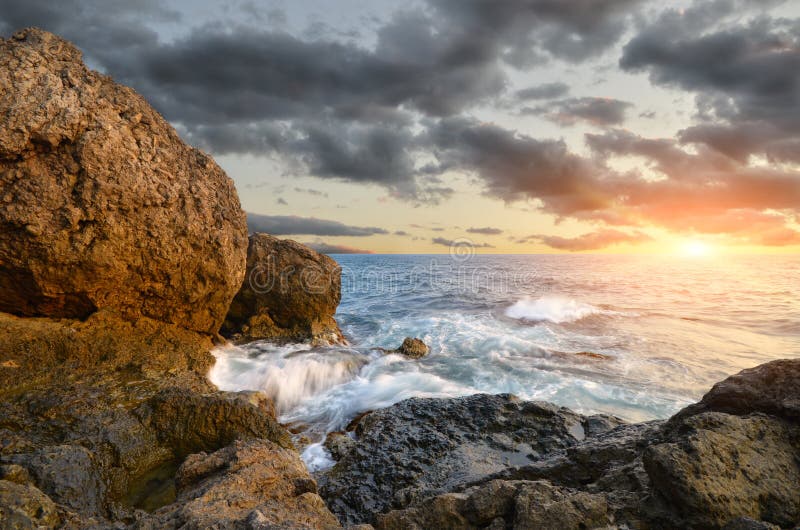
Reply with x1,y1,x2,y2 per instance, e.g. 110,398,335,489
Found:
209,254,800,470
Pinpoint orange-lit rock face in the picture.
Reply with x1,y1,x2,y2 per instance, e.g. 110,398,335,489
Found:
0,28,248,335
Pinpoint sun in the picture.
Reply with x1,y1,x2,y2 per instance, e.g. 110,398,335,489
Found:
680,240,713,257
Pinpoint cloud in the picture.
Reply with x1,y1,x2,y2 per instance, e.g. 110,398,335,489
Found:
620,1,800,163
524,229,652,251
276,197,288,205
431,237,494,248
515,82,570,101
530,97,633,126
246,213,388,237
467,227,503,235
294,187,329,198
303,239,374,254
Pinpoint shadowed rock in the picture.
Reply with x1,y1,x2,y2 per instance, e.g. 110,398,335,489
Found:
0,28,248,336
223,233,345,345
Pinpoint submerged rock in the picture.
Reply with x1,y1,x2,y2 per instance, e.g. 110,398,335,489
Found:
0,28,248,335
223,233,345,345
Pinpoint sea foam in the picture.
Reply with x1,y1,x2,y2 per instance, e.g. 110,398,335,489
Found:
505,295,602,324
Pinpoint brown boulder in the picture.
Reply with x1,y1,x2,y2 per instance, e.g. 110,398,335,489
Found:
223,233,344,345
143,439,342,529
0,28,248,335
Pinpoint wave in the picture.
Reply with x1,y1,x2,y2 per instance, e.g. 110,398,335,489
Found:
209,345,368,413
505,295,603,324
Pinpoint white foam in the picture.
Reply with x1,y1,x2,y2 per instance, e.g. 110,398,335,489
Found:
301,442,336,472
209,344,367,413
505,295,602,324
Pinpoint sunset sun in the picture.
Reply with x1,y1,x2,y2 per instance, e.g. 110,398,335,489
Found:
680,240,713,257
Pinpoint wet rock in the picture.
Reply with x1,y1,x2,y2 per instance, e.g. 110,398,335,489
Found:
140,439,341,529
0,28,248,335
324,432,357,461
375,337,430,359
319,394,614,524
0,479,59,528
395,338,430,359
223,233,344,345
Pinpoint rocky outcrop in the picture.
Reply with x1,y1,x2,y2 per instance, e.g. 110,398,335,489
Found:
321,361,800,529
141,440,341,529
0,28,248,336
0,308,343,528
0,27,345,530
223,233,344,345
318,393,624,525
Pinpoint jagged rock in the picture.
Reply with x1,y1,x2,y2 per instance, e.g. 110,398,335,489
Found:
138,439,341,529
136,389,292,458
223,233,344,345
4,445,105,516
0,479,60,528
0,28,248,335
673,358,800,422
376,479,611,530
318,393,621,525
396,337,429,358
644,412,800,529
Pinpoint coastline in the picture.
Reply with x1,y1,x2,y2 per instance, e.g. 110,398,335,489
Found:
0,28,798,529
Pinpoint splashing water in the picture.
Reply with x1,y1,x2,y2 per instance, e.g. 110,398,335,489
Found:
210,254,800,470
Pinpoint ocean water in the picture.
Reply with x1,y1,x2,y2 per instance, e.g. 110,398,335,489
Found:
209,254,800,470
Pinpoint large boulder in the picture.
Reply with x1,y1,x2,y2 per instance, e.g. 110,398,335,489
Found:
223,233,344,345
0,28,248,335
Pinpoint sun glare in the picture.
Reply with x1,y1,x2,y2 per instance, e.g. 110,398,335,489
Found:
680,240,713,257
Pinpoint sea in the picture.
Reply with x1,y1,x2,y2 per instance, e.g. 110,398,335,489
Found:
209,254,800,470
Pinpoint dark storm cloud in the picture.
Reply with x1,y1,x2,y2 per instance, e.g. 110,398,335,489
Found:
530,97,633,126
428,0,643,65
246,214,388,237
423,116,616,215
621,0,800,162
0,0,642,201
467,227,504,235
515,82,570,101
524,229,652,251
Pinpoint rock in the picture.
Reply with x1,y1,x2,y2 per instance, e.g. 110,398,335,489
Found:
396,338,429,359
644,411,800,529
375,479,611,530
4,445,105,516
673,358,800,422
0,479,59,528
318,394,614,524
223,233,344,345
324,432,357,461
140,439,341,529
0,28,248,335
136,388,292,458
0,310,214,392
375,337,430,359
723,517,781,530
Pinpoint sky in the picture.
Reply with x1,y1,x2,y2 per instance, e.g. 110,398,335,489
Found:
1,0,799,254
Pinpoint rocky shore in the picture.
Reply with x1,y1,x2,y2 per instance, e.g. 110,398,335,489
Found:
1,28,798,530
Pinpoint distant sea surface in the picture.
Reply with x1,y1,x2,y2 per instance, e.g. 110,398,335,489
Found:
210,254,800,469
